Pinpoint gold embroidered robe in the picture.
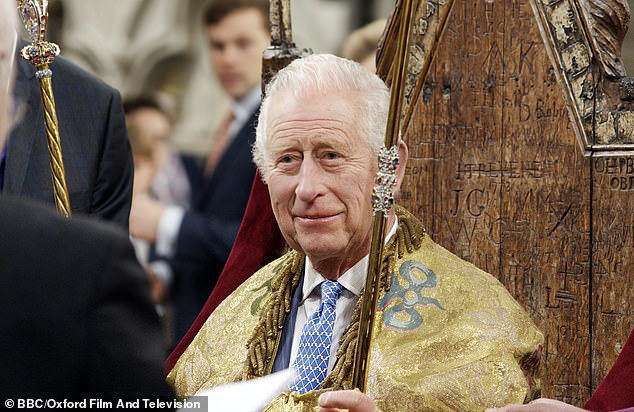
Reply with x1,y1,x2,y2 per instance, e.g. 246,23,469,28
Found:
167,207,543,411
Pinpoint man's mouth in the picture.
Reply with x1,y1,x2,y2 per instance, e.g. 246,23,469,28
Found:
221,73,240,83
294,213,342,225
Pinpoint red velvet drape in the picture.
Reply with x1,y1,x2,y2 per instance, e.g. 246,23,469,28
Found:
585,326,634,411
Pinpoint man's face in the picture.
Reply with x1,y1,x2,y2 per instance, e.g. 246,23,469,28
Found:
205,8,270,100
126,108,172,164
266,91,377,273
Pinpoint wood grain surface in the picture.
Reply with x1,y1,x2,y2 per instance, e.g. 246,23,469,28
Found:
379,0,634,404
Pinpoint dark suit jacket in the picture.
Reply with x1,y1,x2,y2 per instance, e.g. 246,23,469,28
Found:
169,107,258,343
0,196,173,400
272,272,304,373
5,44,133,229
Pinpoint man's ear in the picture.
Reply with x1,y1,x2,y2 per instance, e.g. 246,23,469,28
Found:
394,140,408,193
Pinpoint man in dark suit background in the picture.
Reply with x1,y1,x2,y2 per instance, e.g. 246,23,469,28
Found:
130,0,270,345
0,1,172,401
0,196,175,401
3,36,133,229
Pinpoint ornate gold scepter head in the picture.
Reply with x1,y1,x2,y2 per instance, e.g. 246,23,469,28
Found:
16,0,71,217
352,0,416,392
261,0,310,93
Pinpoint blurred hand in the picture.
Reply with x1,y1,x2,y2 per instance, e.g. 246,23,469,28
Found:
486,399,588,412
130,194,164,242
145,266,167,304
133,158,158,195
318,390,382,412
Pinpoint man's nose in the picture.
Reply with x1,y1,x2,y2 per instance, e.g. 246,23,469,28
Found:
295,157,323,202
220,45,239,65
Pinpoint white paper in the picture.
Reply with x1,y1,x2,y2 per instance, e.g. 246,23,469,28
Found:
178,368,295,412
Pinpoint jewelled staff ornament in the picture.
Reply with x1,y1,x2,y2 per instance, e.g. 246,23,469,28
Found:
372,145,400,215
17,0,71,217
353,0,415,392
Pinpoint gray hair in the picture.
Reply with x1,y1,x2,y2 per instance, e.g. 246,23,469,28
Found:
253,53,390,182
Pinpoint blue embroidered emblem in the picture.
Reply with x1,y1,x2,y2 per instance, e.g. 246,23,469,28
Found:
378,260,444,331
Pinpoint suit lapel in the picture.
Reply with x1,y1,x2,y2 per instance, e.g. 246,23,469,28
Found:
272,271,304,373
5,50,42,195
195,108,259,207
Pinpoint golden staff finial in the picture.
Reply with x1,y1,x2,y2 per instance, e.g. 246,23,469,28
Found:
269,0,293,47
352,0,416,392
262,0,310,92
17,0,71,217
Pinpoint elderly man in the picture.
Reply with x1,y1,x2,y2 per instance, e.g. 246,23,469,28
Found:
167,54,543,411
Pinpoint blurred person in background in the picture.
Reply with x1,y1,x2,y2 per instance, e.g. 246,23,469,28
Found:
340,18,387,73
130,0,271,346
124,96,193,211
125,98,167,305
125,96,197,346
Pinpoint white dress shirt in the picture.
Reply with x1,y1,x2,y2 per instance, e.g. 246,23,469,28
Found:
289,218,399,374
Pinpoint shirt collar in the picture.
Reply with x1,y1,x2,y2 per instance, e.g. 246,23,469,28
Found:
302,216,399,302
231,86,261,123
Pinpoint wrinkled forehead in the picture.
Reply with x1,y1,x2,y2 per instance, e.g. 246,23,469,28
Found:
266,90,365,141
267,89,363,124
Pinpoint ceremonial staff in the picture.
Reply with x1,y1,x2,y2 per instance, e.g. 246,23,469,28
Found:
16,0,71,217
262,0,310,91
352,0,416,391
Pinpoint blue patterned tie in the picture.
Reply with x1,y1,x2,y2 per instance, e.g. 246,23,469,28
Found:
290,280,344,394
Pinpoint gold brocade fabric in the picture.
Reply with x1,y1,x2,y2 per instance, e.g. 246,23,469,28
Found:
167,207,544,411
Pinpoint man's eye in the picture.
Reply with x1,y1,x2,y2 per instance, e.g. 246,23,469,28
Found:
236,39,252,50
279,155,295,164
324,152,339,160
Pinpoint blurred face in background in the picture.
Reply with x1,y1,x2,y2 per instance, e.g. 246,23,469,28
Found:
205,7,270,100
126,107,172,166
0,0,16,147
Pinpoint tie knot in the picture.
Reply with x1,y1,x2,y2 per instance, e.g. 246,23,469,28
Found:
320,280,343,307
